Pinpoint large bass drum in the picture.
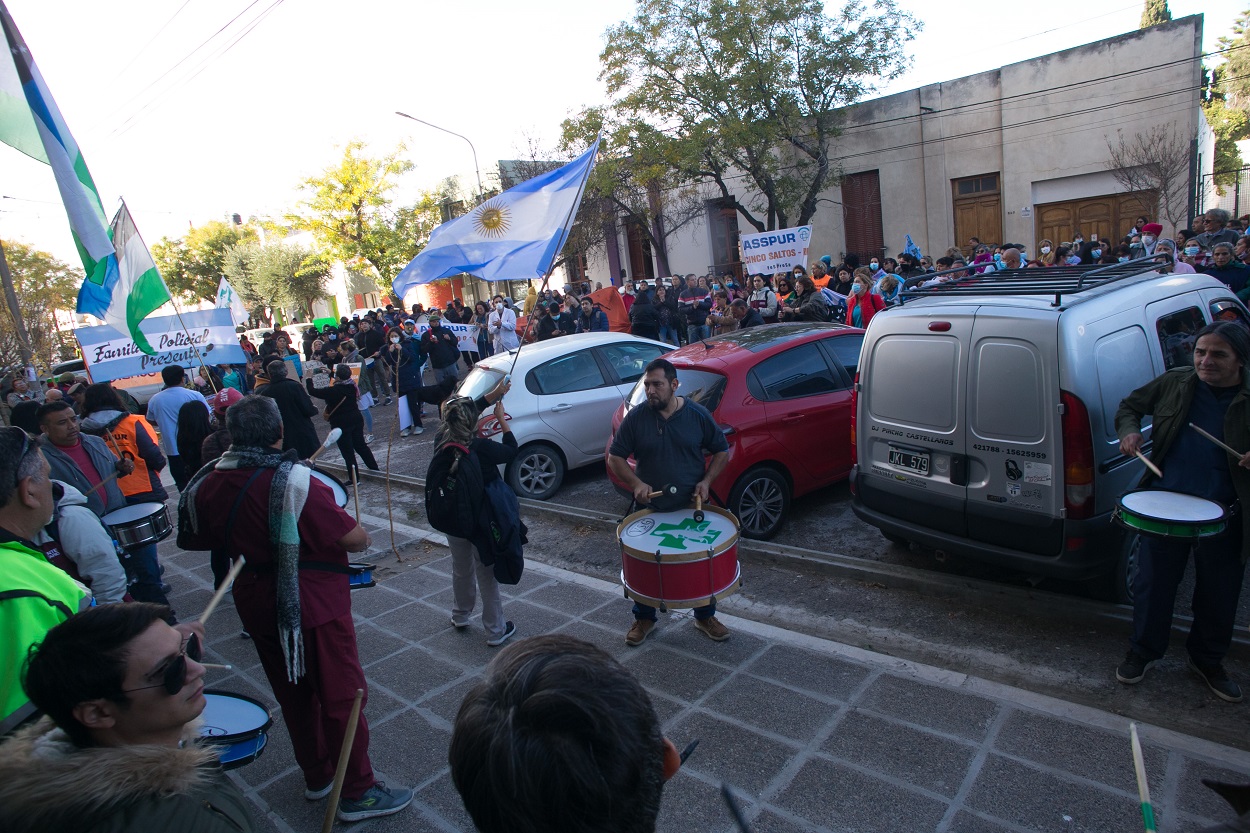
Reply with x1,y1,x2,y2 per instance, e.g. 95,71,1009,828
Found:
618,504,741,610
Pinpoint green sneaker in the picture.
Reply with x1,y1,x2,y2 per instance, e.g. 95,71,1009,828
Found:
337,782,414,822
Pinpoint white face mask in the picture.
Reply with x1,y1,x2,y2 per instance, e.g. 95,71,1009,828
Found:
1143,235,1155,245
1040,246,1051,255
390,336,400,344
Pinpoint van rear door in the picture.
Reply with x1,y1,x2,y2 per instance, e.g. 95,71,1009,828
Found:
963,310,1063,555
858,306,976,538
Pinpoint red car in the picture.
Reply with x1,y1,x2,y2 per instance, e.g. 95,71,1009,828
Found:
606,322,865,539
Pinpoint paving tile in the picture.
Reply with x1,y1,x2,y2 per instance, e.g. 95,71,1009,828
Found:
994,710,1168,795
421,624,515,668
651,691,689,729
225,710,298,790
488,598,575,636
705,677,838,743
945,810,1030,832
420,675,485,725
623,645,734,703
552,618,635,659
353,621,410,666
257,770,327,832
203,631,266,673
859,673,1000,741
773,757,949,833
651,615,771,666
365,711,453,788
1175,759,1250,823
746,645,872,701
372,599,458,641
348,584,416,619
522,579,615,616
376,562,449,597
821,710,976,798
670,711,800,794
583,595,645,629
965,754,1139,833
748,808,830,833
657,769,748,833
366,646,467,696
416,772,477,832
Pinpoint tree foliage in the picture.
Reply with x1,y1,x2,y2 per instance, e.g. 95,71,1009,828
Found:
1203,9,1250,189
1139,0,1171,28
151,220,258,305
590,0,919,232
0,241,81,374
290,141,442,290
222,241,331,321
1105,125,1191,231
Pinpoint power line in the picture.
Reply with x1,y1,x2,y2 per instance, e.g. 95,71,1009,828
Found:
107,0,196,85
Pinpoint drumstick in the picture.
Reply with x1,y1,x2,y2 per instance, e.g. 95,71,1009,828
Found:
1134,450,1163,479
1129,723,1158,833
308,427,343,465
321,688,365,833
679,738,700,764
197,556,247,626
351,467,361,524
201,663,233,671
720,783,755,833
104,429,125,461
694,494,704,524
82,470,121,499
1188,422,1245,460
646,486,678,499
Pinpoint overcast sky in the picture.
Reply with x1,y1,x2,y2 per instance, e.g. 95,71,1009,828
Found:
1,0,1244,267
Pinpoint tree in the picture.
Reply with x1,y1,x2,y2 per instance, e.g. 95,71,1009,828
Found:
1105,125,1191,231
592,0,918,232
1140,0,1171,28
151,220,258,305
0,241,81,374
222,241,331,322
1202,9,1250,189
290,141,442,290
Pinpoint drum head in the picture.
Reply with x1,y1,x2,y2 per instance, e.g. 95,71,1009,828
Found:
101,502,168,525
310,469,349,508
1119,491,1226,523
200,690,273,742
619,506,739,557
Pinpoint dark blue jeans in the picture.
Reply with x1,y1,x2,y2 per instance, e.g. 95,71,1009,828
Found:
634,599,716,622
1130,516,1245,667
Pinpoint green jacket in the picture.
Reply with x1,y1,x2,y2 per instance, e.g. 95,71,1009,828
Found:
0,538,91,733
1115,366,1250,562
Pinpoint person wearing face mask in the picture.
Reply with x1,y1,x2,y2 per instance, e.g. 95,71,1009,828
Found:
1037,239,1056,266
867,257,882,275
488,297,520,354
1130,223,1162,259
1153,239,1195,274
1181,240,1209,270
846,271,884,328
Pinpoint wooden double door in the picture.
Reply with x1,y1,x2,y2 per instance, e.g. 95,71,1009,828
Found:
1034,192,1155,245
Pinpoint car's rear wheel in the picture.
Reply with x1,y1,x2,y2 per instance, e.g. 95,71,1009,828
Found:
730,466,790,540
507,443,565,501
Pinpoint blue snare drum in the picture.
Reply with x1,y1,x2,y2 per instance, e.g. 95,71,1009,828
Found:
348,562,375,588
199,690,272,769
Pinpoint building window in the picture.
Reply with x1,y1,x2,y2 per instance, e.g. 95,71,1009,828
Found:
953,174,1000,197
625,221,656,280
707,198,742,279
842,170,885,264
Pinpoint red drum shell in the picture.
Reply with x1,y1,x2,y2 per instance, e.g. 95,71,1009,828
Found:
618,505,742,609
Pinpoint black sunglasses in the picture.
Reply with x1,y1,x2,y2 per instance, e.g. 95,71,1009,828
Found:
123,633,201,695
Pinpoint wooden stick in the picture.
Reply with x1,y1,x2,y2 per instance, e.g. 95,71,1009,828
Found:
1129,723,1157,833
104,429,126,460
1134,450,1163,479
82,470,121,499
321,688,365,833
1189,422,1245,460
197,556,247,626
351,467,361,525
308,427,343,465
200,662,233,671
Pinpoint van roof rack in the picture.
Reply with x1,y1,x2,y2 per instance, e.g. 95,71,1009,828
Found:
897,254,1172,307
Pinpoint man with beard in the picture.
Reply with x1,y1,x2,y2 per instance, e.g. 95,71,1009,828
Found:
607,359,730,646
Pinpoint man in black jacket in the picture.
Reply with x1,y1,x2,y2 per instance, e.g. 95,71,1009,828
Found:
357,320,393,405
259,361,319,458
420,310,463,385
729,298,765,329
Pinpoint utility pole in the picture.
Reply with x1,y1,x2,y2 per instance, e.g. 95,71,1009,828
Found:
0,239,35,367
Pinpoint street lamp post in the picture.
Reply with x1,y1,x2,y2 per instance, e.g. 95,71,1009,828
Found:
395,111,483,204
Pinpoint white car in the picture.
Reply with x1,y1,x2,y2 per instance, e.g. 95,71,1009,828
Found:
454,332,673,499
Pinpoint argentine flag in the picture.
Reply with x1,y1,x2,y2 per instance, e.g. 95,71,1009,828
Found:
393,137,600,296
0,2,170,354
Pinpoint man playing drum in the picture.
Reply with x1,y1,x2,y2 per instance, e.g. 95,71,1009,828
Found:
0,603,253,833
1115,321,1250,702
609,359,731,645
177,395,413,821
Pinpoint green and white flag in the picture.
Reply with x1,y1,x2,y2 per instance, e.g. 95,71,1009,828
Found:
0,2,170,353
215,277,248,326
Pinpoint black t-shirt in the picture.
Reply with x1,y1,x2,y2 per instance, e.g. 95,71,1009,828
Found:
1158,381,1238,504
609,398,729,511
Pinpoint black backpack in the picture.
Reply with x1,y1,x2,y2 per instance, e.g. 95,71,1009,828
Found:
424,442,485,539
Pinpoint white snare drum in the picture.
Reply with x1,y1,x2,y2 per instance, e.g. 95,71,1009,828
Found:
1114,490,1228,540
101,502,172,549
310,468,349,508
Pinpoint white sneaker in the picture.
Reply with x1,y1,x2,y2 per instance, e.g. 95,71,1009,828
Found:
412,425,424,435
399,427,410,438
364,433,374,443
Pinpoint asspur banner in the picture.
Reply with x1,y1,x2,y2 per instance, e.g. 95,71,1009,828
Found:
75,308,247,382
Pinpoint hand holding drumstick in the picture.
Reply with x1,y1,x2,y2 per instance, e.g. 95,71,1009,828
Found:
1119,432,1162,478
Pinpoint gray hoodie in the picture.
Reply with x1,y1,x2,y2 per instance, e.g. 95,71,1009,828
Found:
35,481,128,603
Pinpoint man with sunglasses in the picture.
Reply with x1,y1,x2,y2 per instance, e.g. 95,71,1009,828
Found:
0,426,92,734
0,603,255,832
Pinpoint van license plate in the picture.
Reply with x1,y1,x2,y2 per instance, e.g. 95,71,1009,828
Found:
888,446,929,475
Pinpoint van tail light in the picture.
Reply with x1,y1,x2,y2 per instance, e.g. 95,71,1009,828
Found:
1060,390,1094,519
850,373,859,467
477,414,510,438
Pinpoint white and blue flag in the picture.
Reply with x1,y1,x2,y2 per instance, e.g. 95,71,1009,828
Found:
392,137,600,296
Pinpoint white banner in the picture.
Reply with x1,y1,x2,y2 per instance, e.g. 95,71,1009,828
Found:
74,308,248,382
416,321,479,353
739,225,812,274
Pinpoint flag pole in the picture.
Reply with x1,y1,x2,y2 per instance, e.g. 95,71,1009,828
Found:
120,198,220,395
506,135,601,378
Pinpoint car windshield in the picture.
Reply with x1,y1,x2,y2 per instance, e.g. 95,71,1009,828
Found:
627,368,727,413
457,365,506,402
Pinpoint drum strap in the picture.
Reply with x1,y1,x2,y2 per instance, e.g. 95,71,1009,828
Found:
226,468,267,558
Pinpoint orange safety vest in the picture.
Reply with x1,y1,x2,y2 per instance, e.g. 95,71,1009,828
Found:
106,413,158,497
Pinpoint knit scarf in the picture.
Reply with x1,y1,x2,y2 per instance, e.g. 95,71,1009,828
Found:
179,446,311,682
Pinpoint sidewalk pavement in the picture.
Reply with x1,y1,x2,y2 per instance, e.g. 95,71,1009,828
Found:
157,514,1250,833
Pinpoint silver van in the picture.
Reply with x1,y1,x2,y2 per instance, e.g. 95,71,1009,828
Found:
850,260,1250,600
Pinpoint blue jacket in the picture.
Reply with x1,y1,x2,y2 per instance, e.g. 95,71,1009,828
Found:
576,309,609,333
39,434,127,517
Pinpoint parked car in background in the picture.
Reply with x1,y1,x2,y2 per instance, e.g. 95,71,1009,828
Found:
52,358,161,412
454,332,672,499
607,323,865,539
